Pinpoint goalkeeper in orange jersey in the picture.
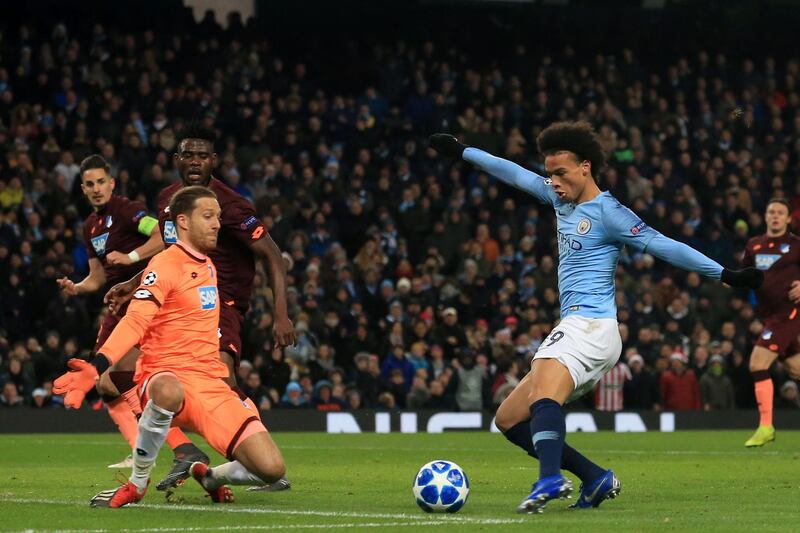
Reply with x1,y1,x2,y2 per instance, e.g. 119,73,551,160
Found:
54,186,286,508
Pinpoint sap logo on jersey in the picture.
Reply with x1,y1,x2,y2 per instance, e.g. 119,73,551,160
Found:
198,286,217,310
163,221,178,244
755,254,781,270
91,232,109,255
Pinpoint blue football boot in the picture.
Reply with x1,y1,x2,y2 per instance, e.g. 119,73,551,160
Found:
516,474,573,514
569,469,621,509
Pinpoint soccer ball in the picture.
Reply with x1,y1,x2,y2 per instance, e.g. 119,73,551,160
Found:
412,460,469,513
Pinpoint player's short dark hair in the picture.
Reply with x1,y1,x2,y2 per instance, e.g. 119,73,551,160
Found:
537,121,606,178
169,186,218,223
766,197,790,211
176,121,217,150
79,154,111,179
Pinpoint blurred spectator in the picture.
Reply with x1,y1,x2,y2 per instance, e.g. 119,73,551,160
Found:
595,361,631,412
623,354,659,410
699,355,736,410
280,381,309,409
1,381,23,407
777,381,800,409
660,352,701,411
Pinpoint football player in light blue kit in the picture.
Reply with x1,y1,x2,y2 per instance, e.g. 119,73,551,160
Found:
429,122,763,514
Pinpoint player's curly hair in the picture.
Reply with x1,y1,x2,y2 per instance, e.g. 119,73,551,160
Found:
177,121,217,149
537,121,606,178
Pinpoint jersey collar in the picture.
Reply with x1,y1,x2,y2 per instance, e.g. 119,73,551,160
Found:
175,239,207,263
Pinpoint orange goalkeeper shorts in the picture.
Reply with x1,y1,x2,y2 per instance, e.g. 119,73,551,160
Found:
140,370,266,459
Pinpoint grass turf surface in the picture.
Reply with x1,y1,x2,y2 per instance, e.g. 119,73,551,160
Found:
0,431,798,532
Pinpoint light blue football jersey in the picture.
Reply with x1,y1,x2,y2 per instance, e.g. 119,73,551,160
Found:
463,147,723,319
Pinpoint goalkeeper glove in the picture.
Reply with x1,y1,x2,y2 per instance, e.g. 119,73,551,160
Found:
53,355,110,409
429,134,467,158
721,267,764,290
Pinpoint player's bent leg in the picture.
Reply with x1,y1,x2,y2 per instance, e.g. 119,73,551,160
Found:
232,428,286,483
190,424,286,502
746,346,778,447
517,358,574,514
92,374,181,508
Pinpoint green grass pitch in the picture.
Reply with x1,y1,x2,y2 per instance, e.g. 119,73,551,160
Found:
0,431,798,532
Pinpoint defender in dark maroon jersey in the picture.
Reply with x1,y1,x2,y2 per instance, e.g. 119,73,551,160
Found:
741,198,800,447
56,155,208,468
105,123,295,492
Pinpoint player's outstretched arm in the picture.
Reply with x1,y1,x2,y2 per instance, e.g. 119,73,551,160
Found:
58,257,107,296
428,134,557,205
602,199,763,290
646,233,762,289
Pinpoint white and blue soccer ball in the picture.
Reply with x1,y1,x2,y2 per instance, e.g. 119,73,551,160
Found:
412,460,469,513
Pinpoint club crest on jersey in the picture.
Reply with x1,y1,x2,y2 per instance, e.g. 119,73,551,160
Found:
105,215,113,228
762,329,773,340
755,254,781,270
630,221,647,235
91,232,109,255
781,243,790,253
198,286,217,310
163,220,178,244
576,218,592,235
142,271,157,286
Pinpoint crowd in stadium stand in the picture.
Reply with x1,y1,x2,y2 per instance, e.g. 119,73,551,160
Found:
3,12,800,414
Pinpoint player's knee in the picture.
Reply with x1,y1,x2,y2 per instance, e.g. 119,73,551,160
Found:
494,403,517,433
149,377,184,412
257,456,285,482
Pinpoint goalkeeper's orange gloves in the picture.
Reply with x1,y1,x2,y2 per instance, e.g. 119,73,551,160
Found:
53,355,111,409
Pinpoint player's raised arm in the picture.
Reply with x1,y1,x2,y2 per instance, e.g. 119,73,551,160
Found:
601,198,763,289
429,134,558,206
58,257,107,296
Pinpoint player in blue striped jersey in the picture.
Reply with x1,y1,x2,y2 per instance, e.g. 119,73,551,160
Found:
430,122,762,514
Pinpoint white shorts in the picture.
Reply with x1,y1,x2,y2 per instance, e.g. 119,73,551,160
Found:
533,315,622,402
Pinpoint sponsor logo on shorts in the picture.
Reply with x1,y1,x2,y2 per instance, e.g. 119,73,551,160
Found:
163,220,177,244
142,271,157,286
240,215,258,230
91,232,109,255
630,221,647,235
577,218,592,235
199,286,218,310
